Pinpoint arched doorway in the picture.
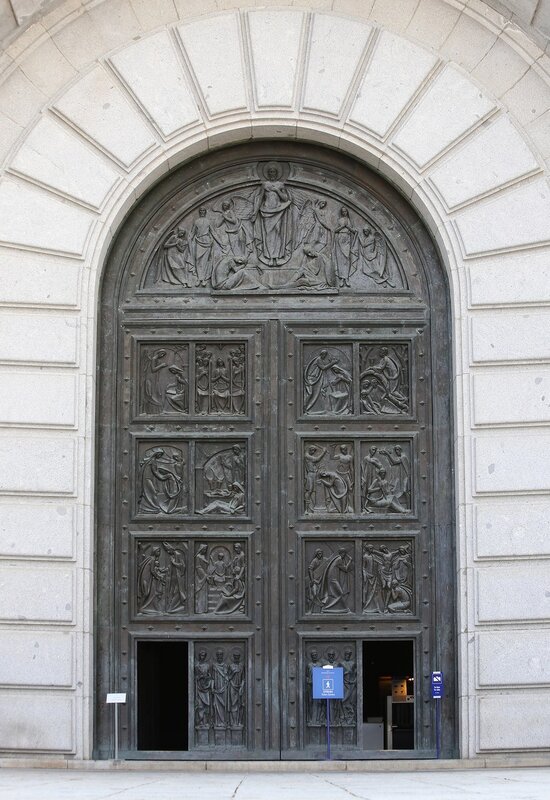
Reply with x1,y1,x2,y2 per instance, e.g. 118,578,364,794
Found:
96,142,455,760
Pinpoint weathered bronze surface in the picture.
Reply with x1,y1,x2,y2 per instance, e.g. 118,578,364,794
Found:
96,143,455,759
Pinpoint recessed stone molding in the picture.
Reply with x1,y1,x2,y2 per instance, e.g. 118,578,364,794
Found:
0,0,548,760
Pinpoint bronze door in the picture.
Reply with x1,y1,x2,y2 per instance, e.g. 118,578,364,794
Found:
96,144,455,759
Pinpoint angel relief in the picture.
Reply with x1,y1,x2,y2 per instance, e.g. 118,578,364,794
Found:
145,161,406,294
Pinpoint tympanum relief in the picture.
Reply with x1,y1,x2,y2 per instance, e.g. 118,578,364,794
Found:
305,643,357,746
144,161,407,294
194,542,246,615
194,643,246,748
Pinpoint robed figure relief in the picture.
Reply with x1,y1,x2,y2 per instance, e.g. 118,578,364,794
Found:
194,542,246,615
333,206,357,288
305,545,354,613
138,445,187,514
303,441,354,516
356,226,394,288
153,227,195,287
303,346,352,416
360,344,409,416
136,540,187,615
194,645,246,747
252,162,294,266
305,643,357,746
196,443,246,516
140,345,189,415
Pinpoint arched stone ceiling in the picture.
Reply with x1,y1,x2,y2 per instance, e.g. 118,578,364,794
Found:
2,0,550,50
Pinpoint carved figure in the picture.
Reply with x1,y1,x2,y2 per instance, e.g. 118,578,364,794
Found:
137,544,167,613
142,347,188,414
380,445,410,500
227,651,245,727
305,649,324,726
153,227,195,286
356,226,393,287
292,245,336,290
190,207,225,286
195,544,209,613
332,206,357,288
195,347,247,414
332,444,354,512
229,348,246,413
318,470,350,514
202,444,245,496
303,348,352,415
365,468,407,513
212,649,229,728
163,541,186,612
138,446,186,514
361,446,382,505
360,346,408,415
194,649,212,728
297,198,332,253
211,255,266,291
306,548,326,613
216,199,254,260
306,546,353,613
304,444,327,513
340,648,357,725
252,163,294,266
197,481,245,516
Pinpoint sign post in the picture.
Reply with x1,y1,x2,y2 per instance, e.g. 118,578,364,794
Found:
106,692,127,761
430,671,444,759
312,665,344,760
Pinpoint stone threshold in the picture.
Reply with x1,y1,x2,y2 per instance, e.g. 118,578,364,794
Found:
1,757,550,772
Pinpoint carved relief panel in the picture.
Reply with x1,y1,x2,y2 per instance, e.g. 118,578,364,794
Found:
136,339,248,419
193,641,246,748
304,641,357,747
194,541,247,616
136,540,187,615
302,441,354,515
135,439,248,518
361,539,414,615
304,541,354,614
360,441,412,515
359,343,410,416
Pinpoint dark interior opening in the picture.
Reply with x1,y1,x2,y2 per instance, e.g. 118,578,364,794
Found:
362,640,414,750
137,640,188,751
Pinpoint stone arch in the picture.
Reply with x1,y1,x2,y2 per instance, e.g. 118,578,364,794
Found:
0,1,548,760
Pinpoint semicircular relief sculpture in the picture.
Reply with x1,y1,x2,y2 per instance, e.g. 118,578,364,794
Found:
139,158,414,297
97,144,455,760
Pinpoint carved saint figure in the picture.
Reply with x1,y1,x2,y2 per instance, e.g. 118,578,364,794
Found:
364,467,408,513
292,245,336,291
195,543,209,613
194,649,212,728
163,541,186,613
298,199,332,253
332,444,354,513
190,207,225,287
318,470,350,514
214,545,246,614
304,348,352,415
361,446,382,507
304,444,327,513
360,347,408,415
211,255,266,291
202,445,245,496
154,227,195,286
227,651,245,727
252,163,294,266
380,445,410,501
216,199,254,260
306,546,353,613
340,648,357,725
332,206,357,288
305,649,324,726
137,544,167,613
361,443,411,514
142,347,188,415
212,649,229,728
138,446,186,514
356,226,394,288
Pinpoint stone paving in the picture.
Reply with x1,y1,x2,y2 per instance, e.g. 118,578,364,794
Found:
1,767,550,800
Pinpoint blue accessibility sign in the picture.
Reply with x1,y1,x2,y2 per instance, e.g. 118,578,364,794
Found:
313,666,344,700
431,670,444,699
